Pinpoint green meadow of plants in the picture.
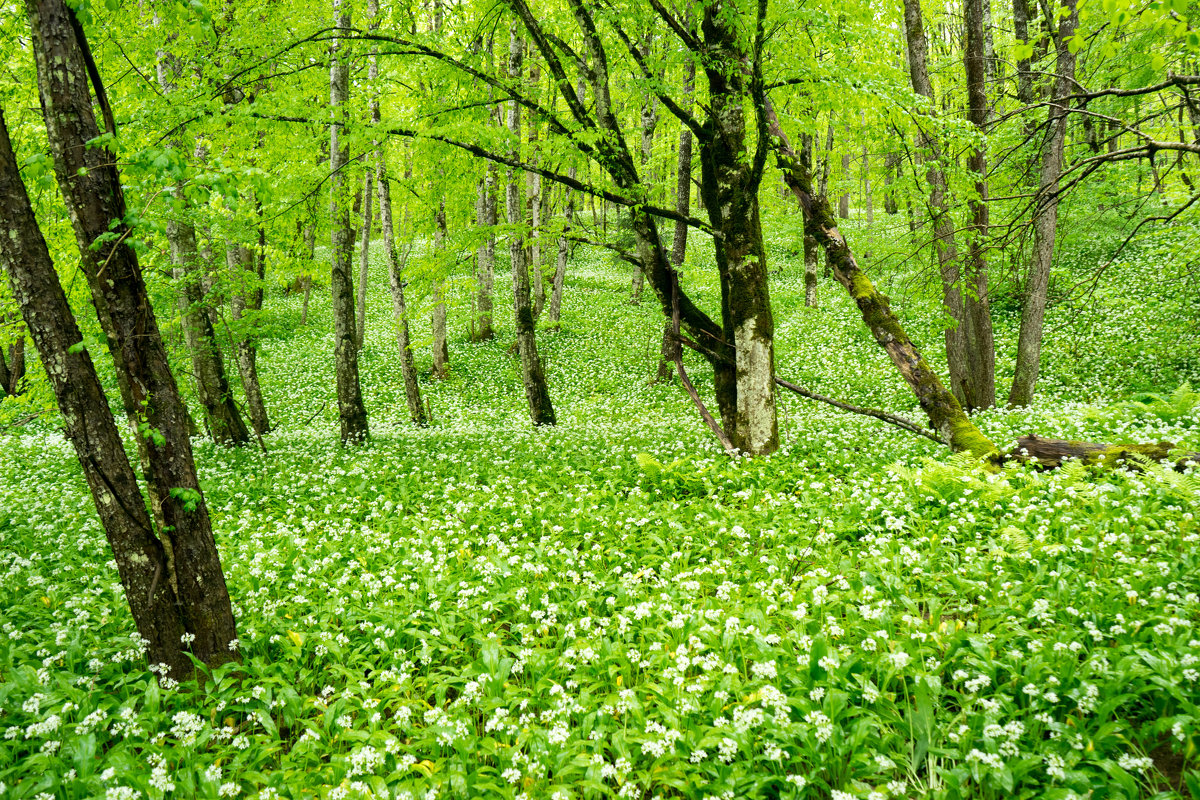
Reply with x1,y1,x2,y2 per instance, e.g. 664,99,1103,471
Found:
1,215,1199,800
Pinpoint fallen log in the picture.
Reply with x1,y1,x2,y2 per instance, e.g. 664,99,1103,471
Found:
1009,434,1200,471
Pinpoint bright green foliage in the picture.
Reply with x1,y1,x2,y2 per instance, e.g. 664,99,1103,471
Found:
2,238,1200,799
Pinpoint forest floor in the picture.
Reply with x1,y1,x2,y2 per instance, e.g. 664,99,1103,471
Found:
2,214,1199,799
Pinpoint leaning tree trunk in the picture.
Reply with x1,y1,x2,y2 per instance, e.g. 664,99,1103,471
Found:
329,0,369,443
902,0,970,406
0,107,192,678
765,99,997,459
962,0,997,410
506,26,555,426
1008,0,1078,407
27,0,240,669
378,162,427,426
0,335,9,397
0,313,25,396
697,5,779,456
227,242,271,436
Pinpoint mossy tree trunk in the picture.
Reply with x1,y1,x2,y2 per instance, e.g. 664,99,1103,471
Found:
765,99,998,459
697,2,779,456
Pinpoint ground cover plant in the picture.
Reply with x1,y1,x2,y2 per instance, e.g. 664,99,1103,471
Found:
2,233,1199,799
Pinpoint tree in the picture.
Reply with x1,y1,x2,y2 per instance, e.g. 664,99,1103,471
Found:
25,0,239,669
329,0,369,443
0,106,194,677
506,26,556,426
1008,0,1078,407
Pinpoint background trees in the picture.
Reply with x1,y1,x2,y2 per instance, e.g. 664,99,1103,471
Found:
1,0,1199,587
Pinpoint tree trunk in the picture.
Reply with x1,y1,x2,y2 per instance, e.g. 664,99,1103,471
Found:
630,32,659,307
883,150,900,215
902,0,971,407
1008,0,1078,407
549,78,582,331
962,0,997,410
838,151,851,218
27,0,240,669
431,200,450,379
1012,0,1033,107
0,314,25,396
0,107,192,678
300,220,316,326
355,169,373,351
528,63,546,318
172,225,249,445
698,5,779,456
378,161,427,425
150,31,248,445
329,0,369,443
506,26,555,426
765,99,997,459
656,55,694,381
474,164,497,340
801,134,819,309
226,243,271,436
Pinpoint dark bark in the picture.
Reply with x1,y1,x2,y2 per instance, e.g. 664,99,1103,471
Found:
172,224,249,445
883,150,900,215
962,0,997,409
1008,0,1078,407
26,0,239,669
0,316,25,396
149,27,248,448
1011,435,1200,471
329,0,369,443
0,106,192,678
697,2,779,456
506,26,555,426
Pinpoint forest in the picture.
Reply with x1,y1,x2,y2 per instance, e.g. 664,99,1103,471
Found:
1,0,1199,796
